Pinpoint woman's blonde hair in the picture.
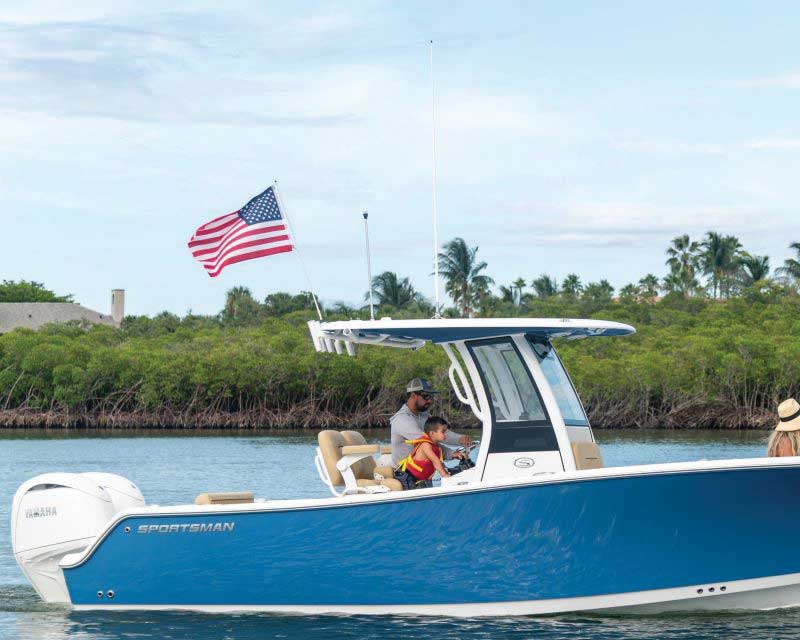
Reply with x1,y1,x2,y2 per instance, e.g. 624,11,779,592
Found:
767,430,800,457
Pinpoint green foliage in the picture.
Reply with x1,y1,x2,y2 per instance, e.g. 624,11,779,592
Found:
777,242,800,284
561,274,583,298
4,225,800,428
0,280,73,303
582,280,615,305
367,271,430,312
665,234,701,297
531,274,558,299
437,237,494,317
2,290,800,428
263,291,318,317
700,232,742,298
739,253,770,284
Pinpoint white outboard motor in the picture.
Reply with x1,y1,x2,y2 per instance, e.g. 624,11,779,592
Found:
11,472,145,603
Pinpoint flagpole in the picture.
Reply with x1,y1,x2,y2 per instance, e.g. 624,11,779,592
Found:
363,211,375,321
272,181,323,321
430,40,442,319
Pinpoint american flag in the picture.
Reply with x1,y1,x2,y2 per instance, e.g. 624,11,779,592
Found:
188,186,293,278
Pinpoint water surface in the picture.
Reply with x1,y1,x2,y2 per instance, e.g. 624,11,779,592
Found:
1,429,785,640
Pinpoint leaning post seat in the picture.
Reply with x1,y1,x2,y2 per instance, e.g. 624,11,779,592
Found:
316,430,402,495
340,431,397,485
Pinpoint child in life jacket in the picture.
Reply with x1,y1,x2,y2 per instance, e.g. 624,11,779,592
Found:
394,416,452,490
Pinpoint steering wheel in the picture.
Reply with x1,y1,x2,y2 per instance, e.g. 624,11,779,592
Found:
449,440,480,472
457,440,480,455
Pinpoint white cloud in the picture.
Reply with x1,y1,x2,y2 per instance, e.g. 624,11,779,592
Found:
0,1,127,24
281,8,366,38
567,200,760,230
734,71,800,89
613,139,726,156
494,200,774,248
438,90,563,137
747,138,800,150
0,23,367,126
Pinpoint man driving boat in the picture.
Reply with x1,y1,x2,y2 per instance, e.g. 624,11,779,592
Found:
390,378,472,467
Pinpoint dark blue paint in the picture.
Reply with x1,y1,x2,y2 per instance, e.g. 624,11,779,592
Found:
65,466,800,606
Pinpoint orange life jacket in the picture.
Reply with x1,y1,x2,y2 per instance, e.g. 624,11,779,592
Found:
397,434,443,480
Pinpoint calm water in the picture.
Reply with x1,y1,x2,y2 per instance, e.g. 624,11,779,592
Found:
2,428,797,640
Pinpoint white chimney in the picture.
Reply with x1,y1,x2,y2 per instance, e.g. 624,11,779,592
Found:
111,289,125,324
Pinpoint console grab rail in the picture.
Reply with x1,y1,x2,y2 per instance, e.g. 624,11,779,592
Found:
442,343,483,421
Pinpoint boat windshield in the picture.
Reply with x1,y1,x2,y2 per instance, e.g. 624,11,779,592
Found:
468,340,547,423
528,338,589,427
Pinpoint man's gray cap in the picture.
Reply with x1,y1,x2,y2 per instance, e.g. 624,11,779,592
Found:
406,378,439,394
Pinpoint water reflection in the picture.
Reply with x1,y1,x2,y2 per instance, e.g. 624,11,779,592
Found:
7,604,800,640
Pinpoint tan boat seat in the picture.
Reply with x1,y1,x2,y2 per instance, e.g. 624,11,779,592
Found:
572,442,603,470
373,465,396,481
318,430,403,492
195,491,254,505
341,430,379,480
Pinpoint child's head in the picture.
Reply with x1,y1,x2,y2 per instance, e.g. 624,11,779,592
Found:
424,416,449,442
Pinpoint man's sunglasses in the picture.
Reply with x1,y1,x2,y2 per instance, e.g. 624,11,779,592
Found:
416,392,433,401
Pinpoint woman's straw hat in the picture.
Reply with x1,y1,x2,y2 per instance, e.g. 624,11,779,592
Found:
776,398,800,432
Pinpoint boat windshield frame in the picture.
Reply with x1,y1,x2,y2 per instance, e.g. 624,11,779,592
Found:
466,337,551,427
465,337,561,454
527,336,590,428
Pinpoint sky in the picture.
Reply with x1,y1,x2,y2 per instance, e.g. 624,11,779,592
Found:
2,1,800,316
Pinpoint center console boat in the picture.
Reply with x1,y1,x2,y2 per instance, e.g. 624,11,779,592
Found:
11,318,800,615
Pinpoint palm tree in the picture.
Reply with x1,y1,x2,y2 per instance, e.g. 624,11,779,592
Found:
498,285,516,304
472,278,494,313
532,274,558,299
582,280,614,303
700,232,742,298
666,234,699,272
739,253,770,284
512,277,527,304
561,274,583,298
638,274,660,301
665,234,701,297
222,286,260,323
262,291,321,316
437,238,494,317
661,271,683,295
330,301,356,315
619,283,641,302
700,231,724,298
498,278,527,305
367,271,423,309
776,242,800,283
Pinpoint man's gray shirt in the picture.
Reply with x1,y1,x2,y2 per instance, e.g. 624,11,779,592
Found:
390,404,464,465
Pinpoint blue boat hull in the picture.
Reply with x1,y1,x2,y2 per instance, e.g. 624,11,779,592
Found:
63,465,800,611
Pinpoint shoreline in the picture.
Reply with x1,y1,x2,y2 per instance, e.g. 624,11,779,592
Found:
0,408,776,431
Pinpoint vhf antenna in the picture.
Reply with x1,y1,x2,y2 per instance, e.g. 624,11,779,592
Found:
430,40,442,319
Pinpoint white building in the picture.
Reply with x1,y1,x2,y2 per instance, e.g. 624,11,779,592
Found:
0,290,125,334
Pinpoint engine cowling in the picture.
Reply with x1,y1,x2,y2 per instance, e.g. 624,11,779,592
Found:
11,472,145,603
